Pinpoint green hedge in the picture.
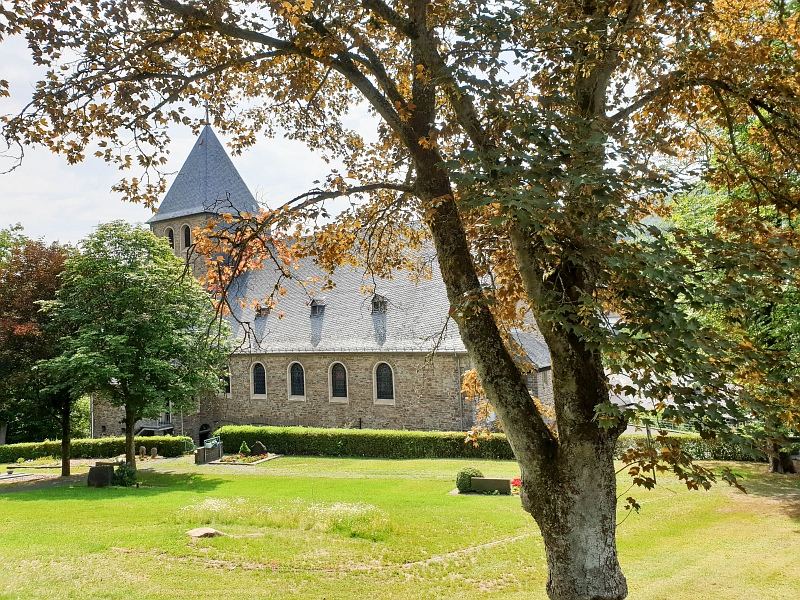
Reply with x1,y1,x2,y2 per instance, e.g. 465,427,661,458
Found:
0,436,192,463
215,425,516,460
216,426,769,462
615,434,764,462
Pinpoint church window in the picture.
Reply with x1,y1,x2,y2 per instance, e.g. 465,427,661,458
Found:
223,373,231,394
288,362,305,399
251,363,266,397
182,224,191,249
374,362,395,405
166,228,174,249
330,362,348,402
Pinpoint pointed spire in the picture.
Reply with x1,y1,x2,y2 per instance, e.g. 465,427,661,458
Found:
147,126,260,224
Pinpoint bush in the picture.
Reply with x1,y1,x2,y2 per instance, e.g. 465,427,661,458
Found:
239,440,251,455
0,436,192,463
214,426,772,464
215,425,516,460
456,466,483,493
614,434,766,462
113,463,137,487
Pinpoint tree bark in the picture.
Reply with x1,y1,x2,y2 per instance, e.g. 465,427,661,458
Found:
124,408,137,469
60,403,71,477
769,443,796,474
0,422,6,446
523,435,627,600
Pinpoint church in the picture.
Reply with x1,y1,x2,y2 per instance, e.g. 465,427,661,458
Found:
91,127,553,443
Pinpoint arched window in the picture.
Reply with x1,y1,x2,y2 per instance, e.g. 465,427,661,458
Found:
182,224,191,249
289,362,305,399
223,373,231,394
330,362,348,402
251,363,266,397
166,228,174,249
374,362,395,404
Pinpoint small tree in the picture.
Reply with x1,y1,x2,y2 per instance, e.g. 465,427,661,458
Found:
43,221,230,467
0,233,75,474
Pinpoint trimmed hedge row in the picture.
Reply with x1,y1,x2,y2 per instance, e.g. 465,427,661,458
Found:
0,436,193,463
216,425,767,462
614,434,764,462
215,425,516,460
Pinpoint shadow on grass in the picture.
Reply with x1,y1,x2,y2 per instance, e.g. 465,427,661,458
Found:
717,461,800,523
0,470,224,501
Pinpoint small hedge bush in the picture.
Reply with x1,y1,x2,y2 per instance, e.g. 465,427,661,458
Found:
0,436,192,463
113,463,138,487
216,425,770,463
456,466,483,493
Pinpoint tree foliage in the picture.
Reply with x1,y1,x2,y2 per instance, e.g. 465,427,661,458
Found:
4,1,800,598
0,230,71,446
42,221,230,467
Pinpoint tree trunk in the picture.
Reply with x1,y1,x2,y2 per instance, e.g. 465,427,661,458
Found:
769,443,796,474
0,422,6,446
60,404,71,477
124,408,137,469
523,437,627,600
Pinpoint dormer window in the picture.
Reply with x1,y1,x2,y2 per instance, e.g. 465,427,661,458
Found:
310,299,325,317
255,303,270,318
371,294,387,314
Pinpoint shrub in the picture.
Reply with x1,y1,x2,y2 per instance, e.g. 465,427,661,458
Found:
0,436,192,463
239,440,251,456
456,467,483,493
113,463,137,487
215,426,516,460
214,425,771,464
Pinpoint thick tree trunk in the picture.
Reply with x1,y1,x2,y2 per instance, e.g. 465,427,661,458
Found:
769,443,796,474
124,408,137,469
523,438,627,600
60,406,71,477
0,422,6,446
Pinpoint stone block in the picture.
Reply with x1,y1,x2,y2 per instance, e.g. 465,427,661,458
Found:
87,465,115,488
470,477,511,494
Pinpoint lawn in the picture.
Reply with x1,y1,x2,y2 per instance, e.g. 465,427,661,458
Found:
0,456,798,599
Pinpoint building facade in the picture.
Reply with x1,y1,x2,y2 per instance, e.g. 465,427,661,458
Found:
91,127,553,442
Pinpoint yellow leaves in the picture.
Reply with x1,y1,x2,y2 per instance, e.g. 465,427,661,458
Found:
395,100,416,121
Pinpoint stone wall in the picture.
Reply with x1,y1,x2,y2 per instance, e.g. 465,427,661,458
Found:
92,351,476,443
150,214,210,277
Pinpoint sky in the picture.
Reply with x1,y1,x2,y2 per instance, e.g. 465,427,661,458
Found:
0,35,357,245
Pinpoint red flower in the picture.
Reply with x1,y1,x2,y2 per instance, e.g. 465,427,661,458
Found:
511,478,522,487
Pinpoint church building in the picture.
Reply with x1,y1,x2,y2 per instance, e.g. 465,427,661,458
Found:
91,127,553,443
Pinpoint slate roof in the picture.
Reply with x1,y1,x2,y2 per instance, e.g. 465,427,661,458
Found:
227,249,469,355
148,126,260,224
511,329,552,370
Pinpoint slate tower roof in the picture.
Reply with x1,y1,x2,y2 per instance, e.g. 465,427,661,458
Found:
147,126,260,223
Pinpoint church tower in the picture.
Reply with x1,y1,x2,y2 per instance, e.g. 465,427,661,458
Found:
147,126,260,272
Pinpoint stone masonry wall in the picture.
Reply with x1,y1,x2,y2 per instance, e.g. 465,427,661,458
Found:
92,351,475,443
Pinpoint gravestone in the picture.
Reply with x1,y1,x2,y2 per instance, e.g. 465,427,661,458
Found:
87,465,114,487
251,441,267,456
150,447,158,459
139,446,146,459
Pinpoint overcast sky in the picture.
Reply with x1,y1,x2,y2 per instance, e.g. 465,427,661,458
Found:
0,35,356,245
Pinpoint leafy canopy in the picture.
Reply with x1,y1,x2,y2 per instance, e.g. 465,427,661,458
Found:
42,221,230,422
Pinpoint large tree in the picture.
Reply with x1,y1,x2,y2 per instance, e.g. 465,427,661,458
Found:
42,221,230,467
0,232,74,476
3,1,800,598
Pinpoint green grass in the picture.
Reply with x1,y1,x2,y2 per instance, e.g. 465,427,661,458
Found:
0,457,798,599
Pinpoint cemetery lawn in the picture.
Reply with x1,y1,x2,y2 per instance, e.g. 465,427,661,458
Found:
0,456,798,600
